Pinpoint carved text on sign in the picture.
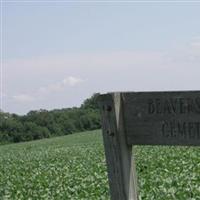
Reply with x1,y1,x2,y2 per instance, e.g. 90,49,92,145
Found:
148,98,200,114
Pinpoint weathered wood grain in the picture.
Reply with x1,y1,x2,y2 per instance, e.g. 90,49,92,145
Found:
122,91,200,146
98,91,200,200
98,93,138,200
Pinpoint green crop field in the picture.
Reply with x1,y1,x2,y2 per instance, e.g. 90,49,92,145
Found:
0,130,200,200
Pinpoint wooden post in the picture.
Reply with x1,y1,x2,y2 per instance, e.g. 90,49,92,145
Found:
99,93,138,200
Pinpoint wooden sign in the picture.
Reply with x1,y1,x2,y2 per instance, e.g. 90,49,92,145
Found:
122,91,200,146
98,91,200,200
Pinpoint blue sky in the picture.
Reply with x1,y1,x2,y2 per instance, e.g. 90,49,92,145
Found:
1,1,200,114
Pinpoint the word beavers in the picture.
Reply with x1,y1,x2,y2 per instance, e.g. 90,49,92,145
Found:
148,97,200,114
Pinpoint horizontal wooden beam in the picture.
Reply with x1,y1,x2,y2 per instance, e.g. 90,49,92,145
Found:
122,91,200,146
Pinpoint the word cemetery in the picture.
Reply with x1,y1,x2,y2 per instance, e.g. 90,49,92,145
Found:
98,91,200,200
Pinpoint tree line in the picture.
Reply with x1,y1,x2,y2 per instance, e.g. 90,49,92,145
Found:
0,94,101,144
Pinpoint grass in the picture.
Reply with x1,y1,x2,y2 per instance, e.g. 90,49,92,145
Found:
0,130,200,199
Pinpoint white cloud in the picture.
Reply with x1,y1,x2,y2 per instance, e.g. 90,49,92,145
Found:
38,76,84,94
47,83,63,92
189,36,200,49
12,76,85,104
13,94,35,103
191,42,200,47
5,46,200,113
6,51,165,73
63,76,84,87
2,93,7,97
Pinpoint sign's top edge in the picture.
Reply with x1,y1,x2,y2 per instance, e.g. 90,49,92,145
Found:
98,90,200,95
97,90,200,102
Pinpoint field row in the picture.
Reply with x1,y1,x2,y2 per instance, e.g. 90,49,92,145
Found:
0,130,200,199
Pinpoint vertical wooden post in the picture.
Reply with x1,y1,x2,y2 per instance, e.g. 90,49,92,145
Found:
99,93,138,200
